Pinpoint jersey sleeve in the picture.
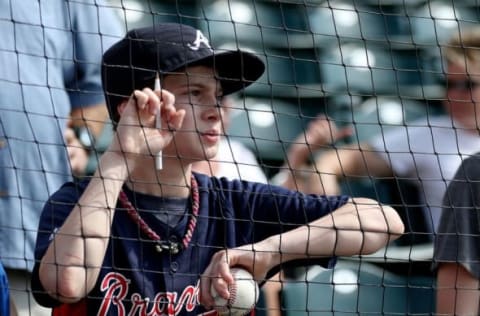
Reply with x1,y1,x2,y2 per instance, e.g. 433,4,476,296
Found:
219,178,349,243
433,154,480,278
370,122,419,177
234,181,349,271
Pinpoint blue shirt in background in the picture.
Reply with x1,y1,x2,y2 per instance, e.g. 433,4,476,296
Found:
0,0,124,271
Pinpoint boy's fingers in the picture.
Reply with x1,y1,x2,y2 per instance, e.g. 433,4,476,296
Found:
199,273,215,308
168,109,186,131
143,88,161,116
132,88,159,112
160,89,175,105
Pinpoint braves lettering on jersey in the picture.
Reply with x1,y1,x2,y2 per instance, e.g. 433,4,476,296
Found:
98,273,200,315
32,173,348,315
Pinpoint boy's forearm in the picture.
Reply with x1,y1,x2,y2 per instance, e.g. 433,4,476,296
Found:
258,198,404,269
39,152,128,302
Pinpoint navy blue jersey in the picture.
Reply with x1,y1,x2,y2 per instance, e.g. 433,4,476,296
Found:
32,172,349,315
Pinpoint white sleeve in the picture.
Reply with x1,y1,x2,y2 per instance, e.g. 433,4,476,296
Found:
218,139,268,183
369,121,430,177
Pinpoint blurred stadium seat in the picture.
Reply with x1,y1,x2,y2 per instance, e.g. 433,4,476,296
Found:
249,48,326,98
226,97,321,162
199,0,317,49
307,1,391,44
211,43,327,98
347,96,431,142
409,0,480,46
281,259,435,316
263,50,322,86
109,0,199,29
320,40,444,98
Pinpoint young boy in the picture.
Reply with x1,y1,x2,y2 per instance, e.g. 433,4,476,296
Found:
31,23,404,315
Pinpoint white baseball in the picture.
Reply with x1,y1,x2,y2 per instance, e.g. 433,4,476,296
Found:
211,267,259,316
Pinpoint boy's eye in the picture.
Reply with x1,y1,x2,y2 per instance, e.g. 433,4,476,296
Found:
189,89,201,97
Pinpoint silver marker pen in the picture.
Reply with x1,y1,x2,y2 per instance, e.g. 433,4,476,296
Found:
154,73,162,170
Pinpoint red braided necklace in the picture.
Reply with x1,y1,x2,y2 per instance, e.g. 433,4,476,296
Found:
118,175,199,254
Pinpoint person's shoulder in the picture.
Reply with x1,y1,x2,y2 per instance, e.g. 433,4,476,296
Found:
447,153,480,183
461,153,480,170
194,171,243,187
193,171,269,192
193,172,225,191
466,152,480,159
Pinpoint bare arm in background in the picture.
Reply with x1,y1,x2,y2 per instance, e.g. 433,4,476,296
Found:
308,143,394,195
278,116,352,191
437,262,480,315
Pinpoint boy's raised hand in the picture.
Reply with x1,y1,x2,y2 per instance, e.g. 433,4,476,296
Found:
109,87,185,164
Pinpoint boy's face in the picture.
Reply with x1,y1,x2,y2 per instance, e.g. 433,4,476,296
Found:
162,65,225,162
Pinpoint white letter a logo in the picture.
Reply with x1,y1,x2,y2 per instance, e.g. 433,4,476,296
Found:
187,30,212,51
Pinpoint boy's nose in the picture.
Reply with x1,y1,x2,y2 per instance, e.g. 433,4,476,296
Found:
201,105,222,122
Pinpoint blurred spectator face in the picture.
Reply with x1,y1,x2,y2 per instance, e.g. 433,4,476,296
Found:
444,61,480,129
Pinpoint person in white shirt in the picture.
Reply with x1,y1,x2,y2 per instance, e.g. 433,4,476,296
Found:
306,27,480,233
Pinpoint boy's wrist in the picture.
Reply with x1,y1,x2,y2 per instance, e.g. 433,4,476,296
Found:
95,152,129,181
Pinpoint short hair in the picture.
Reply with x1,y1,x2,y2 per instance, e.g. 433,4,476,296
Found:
444,27,480,72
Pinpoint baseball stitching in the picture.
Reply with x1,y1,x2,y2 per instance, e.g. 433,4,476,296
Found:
213,268,258,316
228,270,256,315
